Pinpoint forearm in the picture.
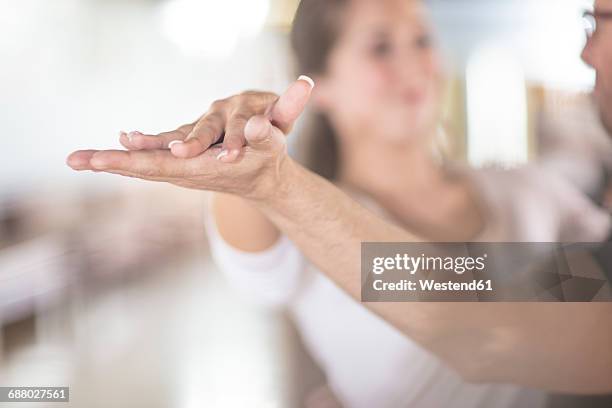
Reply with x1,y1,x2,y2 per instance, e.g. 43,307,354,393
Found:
252,159,472,351
209,193,305,307
212,193,280,252
253,158,612,393
254,158,410,299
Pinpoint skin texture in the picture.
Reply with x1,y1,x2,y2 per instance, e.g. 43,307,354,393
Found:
67,0,612,394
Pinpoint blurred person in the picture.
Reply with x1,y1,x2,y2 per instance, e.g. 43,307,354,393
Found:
67,0,612,403
583,1,612,229
204,1,609,407
209,0,543,406
584,2,612,137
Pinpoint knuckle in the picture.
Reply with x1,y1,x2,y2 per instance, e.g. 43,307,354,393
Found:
195,122,219,140
240,90,276,99
193,119,221,140
237,91,278,110
141,167,158,178
210,99,227,111
142,166,158,178
230,113,250,125
205,111,225,124
177,124,193,134
193,119,210,133
229,95,252,113
239,90,260,98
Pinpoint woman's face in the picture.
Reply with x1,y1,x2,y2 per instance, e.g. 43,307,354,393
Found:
315,0,444,144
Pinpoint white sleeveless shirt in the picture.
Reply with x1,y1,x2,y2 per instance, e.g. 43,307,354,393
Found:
205,159,611,407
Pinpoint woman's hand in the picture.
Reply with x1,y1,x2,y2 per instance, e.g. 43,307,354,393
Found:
117,76,314,163
66,77,314,200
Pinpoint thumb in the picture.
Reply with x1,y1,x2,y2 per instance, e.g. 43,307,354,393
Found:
269,75,315,134
244,115,285,152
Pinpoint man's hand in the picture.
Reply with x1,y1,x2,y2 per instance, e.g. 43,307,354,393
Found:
66,77,314,200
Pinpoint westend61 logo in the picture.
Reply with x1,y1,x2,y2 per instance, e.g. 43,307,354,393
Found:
372,253,488,275
363,242,612,302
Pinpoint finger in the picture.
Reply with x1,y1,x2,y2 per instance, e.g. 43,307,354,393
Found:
98,148,222,183
243,115,285,153
89,150,187,178
119,131,132,149
171,113,225,159
66,150,99,171
270,75,315,133
95,168,173,183
217,113,250,163
66,149,159,178
120,123,195,151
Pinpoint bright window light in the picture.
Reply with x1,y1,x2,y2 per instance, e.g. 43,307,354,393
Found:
466,45,528,168
159,0,270,59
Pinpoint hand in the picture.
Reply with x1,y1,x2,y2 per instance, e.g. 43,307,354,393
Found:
117,76,314,163
66,77,314,200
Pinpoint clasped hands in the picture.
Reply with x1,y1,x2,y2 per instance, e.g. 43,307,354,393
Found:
66,78,314,200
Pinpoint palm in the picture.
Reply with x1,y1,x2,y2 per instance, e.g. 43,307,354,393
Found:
66,78,312,199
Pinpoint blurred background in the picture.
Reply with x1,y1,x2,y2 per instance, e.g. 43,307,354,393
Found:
0,0,602,407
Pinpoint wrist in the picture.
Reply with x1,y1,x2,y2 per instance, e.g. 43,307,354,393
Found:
247,152,298,205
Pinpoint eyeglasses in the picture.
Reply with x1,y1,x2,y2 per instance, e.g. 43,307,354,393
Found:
584,10,612,39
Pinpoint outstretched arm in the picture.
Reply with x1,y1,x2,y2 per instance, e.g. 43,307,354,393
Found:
66,79,612,393
253,154,612,394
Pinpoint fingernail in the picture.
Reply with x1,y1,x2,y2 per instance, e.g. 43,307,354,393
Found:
127,131,142,142
216,150,229,160
298,75,315,89
119,130,127,138
168,140,183,149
